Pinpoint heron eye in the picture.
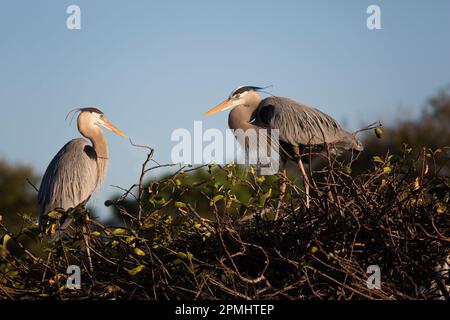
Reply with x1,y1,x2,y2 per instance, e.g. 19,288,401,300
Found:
99,114,104,119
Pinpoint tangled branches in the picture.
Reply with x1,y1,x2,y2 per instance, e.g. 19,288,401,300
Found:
0,145,449,300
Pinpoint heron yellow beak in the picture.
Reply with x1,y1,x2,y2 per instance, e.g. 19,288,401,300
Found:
204,99,234,117
102,119,127,138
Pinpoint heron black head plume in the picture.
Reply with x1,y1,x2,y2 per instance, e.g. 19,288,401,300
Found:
229,85,273,99
80,107,104,115
256,85,274,97
65,107,104,127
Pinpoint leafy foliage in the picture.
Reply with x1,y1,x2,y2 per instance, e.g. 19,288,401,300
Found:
354,88,450,175
0,160,38,235
1,90,449,300
0,145,448,300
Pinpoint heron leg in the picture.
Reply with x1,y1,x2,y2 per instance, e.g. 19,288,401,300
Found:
297,159,311,208
275,169,287,220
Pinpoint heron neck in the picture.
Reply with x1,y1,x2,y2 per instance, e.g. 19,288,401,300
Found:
90,130,109,187
228,103,260,131
91,130,109,160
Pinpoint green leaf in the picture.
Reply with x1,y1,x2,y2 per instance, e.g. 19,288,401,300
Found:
177,252,187,259
256,176,265,183
341,166,352,174
125,236,136,243
153,197,166,206
90,231,101,237
310,246,319,254
258,188,272,208
436,203,447,214
128,265,145,276
3,234,11,248
383,166,392,174
175,251,194,262
372,156,384,163
142,222,154,230
374,127,383,139
186,252,194,262
111,240,119,248
210,195,224,206
47,211,62,219
175,201,187,208
112,228,127,236
173,259,184,266
134,248,146,256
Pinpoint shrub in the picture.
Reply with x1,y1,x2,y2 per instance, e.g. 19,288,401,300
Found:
1,145,448,300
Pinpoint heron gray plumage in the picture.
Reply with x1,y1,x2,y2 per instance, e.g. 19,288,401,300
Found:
254,96,363,158
38,107,126,238
205,86,364,208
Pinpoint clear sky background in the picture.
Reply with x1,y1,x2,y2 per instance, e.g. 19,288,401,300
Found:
1,0,449,219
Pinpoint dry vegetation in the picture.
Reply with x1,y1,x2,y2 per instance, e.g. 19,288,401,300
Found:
1,90,449,300
0,143,448,300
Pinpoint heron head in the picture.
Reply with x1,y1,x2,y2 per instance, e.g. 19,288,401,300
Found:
204,86,264,117
77,107,127,138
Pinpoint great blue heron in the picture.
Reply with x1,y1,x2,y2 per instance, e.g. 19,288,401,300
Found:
38,107,126,238
204,86,364,208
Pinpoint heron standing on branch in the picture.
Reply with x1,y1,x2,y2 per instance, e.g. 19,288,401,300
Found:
204,86,365,208
38,107,126,240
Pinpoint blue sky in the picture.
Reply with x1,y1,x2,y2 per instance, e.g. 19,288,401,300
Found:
0,0,449,218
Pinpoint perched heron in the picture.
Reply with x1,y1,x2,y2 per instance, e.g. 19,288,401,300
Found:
38,107,126,238
204,86,364,208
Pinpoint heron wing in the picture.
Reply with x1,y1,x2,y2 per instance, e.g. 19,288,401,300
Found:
38,139,100,216
255,97,361,149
